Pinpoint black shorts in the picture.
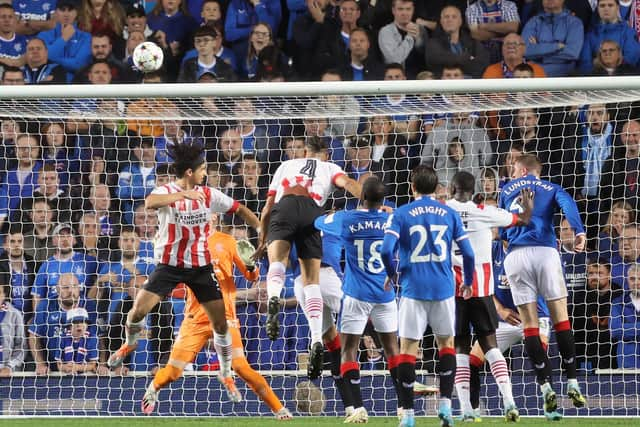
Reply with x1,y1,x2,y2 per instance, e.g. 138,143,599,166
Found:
455,295,499,338
267,195,323,259
144,263,222,303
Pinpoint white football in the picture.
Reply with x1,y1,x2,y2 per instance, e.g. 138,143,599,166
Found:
132,41,164,73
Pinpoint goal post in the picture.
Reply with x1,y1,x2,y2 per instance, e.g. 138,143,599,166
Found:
0,77,639,417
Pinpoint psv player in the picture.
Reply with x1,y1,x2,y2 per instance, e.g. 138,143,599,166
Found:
314,177,401,423
381,165,475,427
257,137,361,379
108,141,260,386
446,171,533,422
141,217,292,419
467,237,551,419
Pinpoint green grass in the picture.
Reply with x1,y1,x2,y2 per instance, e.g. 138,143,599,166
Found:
0,417,636,427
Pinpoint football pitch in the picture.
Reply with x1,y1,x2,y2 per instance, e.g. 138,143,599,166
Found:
0,418,636,427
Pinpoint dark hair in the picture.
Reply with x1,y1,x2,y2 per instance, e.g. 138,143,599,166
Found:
167,141,205,178
0,3,14,12
321,69,343,79
513,63,534,75
411,164,439,195
587,257,611,271
91,32,112,42
384,63,405,75
2,65,22,77
120,225,136,235
89,59,111,71
156,163,171,176
305,136,328,153
362,176,385,205
442,63,464,74
451,171,475,193
193,25,219,40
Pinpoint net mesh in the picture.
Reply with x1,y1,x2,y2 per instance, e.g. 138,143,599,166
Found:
0,85,639,417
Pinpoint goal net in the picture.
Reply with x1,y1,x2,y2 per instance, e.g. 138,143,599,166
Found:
0,78,639,417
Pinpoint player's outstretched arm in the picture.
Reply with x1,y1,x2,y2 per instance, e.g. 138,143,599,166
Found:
145,190,204,209
234,203,261,230
334,174,362,200
458,237,476,299
555,186,586,251
381,232,399,282
253,195,275,260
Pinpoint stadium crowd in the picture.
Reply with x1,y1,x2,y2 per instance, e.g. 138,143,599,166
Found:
0,0,640,379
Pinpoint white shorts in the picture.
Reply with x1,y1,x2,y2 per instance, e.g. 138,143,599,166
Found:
398,296,455,340
294,266,344,334
503,247,567,306
495,317,552,352
339,295,398,335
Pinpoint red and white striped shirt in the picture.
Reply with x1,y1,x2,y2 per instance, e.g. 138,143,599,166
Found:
446,199,518,297
267,158,345,207
152,183,239,268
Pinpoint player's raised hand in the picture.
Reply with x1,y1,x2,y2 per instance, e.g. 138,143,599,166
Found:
498,306,521,326
182,190,205,201
574,233,586,252
519,188,534,211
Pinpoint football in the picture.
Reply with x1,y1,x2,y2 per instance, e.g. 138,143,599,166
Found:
132,41,164,73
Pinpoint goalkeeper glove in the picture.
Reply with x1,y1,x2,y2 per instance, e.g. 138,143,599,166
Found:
236,239,256,272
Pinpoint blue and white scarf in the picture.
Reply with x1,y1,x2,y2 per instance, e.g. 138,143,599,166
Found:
582,122,613,197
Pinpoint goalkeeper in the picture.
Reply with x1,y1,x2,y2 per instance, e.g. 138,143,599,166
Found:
142,217,292,420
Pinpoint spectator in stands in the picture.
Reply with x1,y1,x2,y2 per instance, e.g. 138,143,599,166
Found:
420,108,492,187
84,183,118,238
23,38,66,84
181,25,238,74
364,115,414,205
341,28,384,81
228,154,267,217
126,90,178,137
597,202,635,263
0,229,36,319
41,122,81,189
18,163,74,225
424,4,490,78
6,133,41,219
254,43,292,81
482,33,546,78
199,0,224,28
579,0,640,74
303,104,347,169
122,4,152,41
0,4,27,69
559,218,588,292
292,0,337,79
77,0,126,46
378,0,426,77
282,135,306,161
336,136,385,209
575,258,622,370
225,0,281,64
31,223,98,311
215,128,244,180
313,0,360,76
152,118,191,165
133,204,157,264
75,212,111,262
73,34,128,83
0,118,19,172
1,66,25,85
0,273,25,376
508,107,560,179
590,39,640,76
22,198,55,266
239,22,277,80
39,1,93,82
601,119,640,212
374,64,421,142
54,307,99,375
610,263,640,368
563,103,614,234
147,0,198,59
465,0,520,63
521,0,583,77
178,26,235,82
117,137,157,224
13,0,57,36
476,166,499,200
611,224,640,289
28,272,96,375
108,264,173,373
312,70,361,137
